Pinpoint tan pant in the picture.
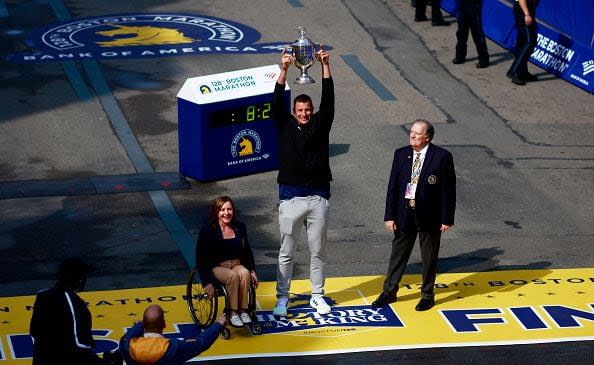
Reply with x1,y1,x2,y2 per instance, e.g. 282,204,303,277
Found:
212,259,250,311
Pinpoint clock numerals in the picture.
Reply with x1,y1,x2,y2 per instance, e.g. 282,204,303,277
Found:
246,105,256,122
261,102,271,119
208,102,273,128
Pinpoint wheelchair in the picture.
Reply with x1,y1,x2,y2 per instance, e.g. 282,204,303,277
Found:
186,267,262,339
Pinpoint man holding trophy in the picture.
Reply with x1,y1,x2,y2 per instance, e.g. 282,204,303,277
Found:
271,29,335,317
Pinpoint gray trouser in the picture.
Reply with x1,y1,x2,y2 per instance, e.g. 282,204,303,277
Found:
276,196,329,298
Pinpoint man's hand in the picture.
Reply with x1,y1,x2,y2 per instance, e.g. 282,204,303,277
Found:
384,220,397,233
204,283,215,299
281,48,294,72
216,313,227,326
317,48,329,65
440,224,453,233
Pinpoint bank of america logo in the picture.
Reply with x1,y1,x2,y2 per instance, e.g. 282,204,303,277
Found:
583,60,594,76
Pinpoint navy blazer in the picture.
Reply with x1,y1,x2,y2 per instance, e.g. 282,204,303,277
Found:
384,143,456,232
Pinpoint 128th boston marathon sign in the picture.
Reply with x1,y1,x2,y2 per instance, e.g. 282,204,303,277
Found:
7,13,288,63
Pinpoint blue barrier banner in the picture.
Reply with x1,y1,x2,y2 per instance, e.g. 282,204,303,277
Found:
442,0,594,93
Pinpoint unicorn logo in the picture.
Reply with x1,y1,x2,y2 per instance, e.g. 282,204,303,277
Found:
231,129,261,158
95,24,195,46
239,137,254,156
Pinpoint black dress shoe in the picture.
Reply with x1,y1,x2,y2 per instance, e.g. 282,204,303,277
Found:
475,61,489,68
452,58,465,64
372,291,397,307
431,20,450,26
506,71,526,85
415,298,435,311
414,16,429,22
522,72,538,82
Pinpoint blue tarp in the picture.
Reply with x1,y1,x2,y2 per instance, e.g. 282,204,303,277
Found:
442,0,594,93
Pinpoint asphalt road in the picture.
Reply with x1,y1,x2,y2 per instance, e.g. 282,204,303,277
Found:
0,0,593,363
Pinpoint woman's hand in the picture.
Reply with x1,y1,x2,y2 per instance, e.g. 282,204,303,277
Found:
250,271,259,289
204,283,215,299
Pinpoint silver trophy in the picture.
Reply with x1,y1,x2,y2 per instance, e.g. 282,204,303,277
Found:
287,27,320,84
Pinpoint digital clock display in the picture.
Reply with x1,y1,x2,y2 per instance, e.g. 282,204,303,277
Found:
208,102,272,128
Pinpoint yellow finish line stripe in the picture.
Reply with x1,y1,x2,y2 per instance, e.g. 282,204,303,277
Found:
0,268,592,362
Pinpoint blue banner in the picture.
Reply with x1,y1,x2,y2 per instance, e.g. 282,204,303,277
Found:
442,0,594,93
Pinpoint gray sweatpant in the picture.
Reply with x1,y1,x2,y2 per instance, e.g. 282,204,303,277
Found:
276,196,329,298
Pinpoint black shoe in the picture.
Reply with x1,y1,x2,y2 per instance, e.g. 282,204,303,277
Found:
475,61,489,68
415,16,429,22
372,291,397,307
522,72,538,82
415,298,435,311
506,71,526,85
431,20,450,26
452,58,465,64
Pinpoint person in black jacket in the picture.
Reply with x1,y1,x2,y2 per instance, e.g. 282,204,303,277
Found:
195,196,259,328
271,48,334,317
30,257,106,365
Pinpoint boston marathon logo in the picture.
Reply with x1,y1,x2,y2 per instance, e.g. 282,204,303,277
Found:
7,13,288,63
569,59,594,87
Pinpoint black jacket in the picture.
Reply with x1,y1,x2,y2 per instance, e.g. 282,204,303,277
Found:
195,221,256,287
272,77,335,188
30,283,103,365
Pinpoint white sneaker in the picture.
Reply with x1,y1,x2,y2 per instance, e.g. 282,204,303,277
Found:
240,312,252,324
230,314,243,327
273,297,289,317
310,295,331,315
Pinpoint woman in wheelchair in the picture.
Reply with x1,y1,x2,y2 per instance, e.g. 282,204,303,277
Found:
196,196,259,328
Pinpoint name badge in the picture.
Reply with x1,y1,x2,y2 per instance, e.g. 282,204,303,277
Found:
405,183,417,199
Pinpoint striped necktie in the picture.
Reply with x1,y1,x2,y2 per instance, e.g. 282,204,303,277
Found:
411,152,421,184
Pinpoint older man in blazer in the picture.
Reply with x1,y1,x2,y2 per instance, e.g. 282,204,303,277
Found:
372,119,456,311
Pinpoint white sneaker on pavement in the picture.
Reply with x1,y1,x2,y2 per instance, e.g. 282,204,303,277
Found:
310,295,331,315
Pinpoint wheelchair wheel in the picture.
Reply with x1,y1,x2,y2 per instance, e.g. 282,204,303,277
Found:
247,283,257,318
250,323,262,335
186,267,217,328
220,327,231,340
246,283,262,335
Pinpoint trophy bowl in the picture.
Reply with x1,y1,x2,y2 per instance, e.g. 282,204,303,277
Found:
288,27,320,84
